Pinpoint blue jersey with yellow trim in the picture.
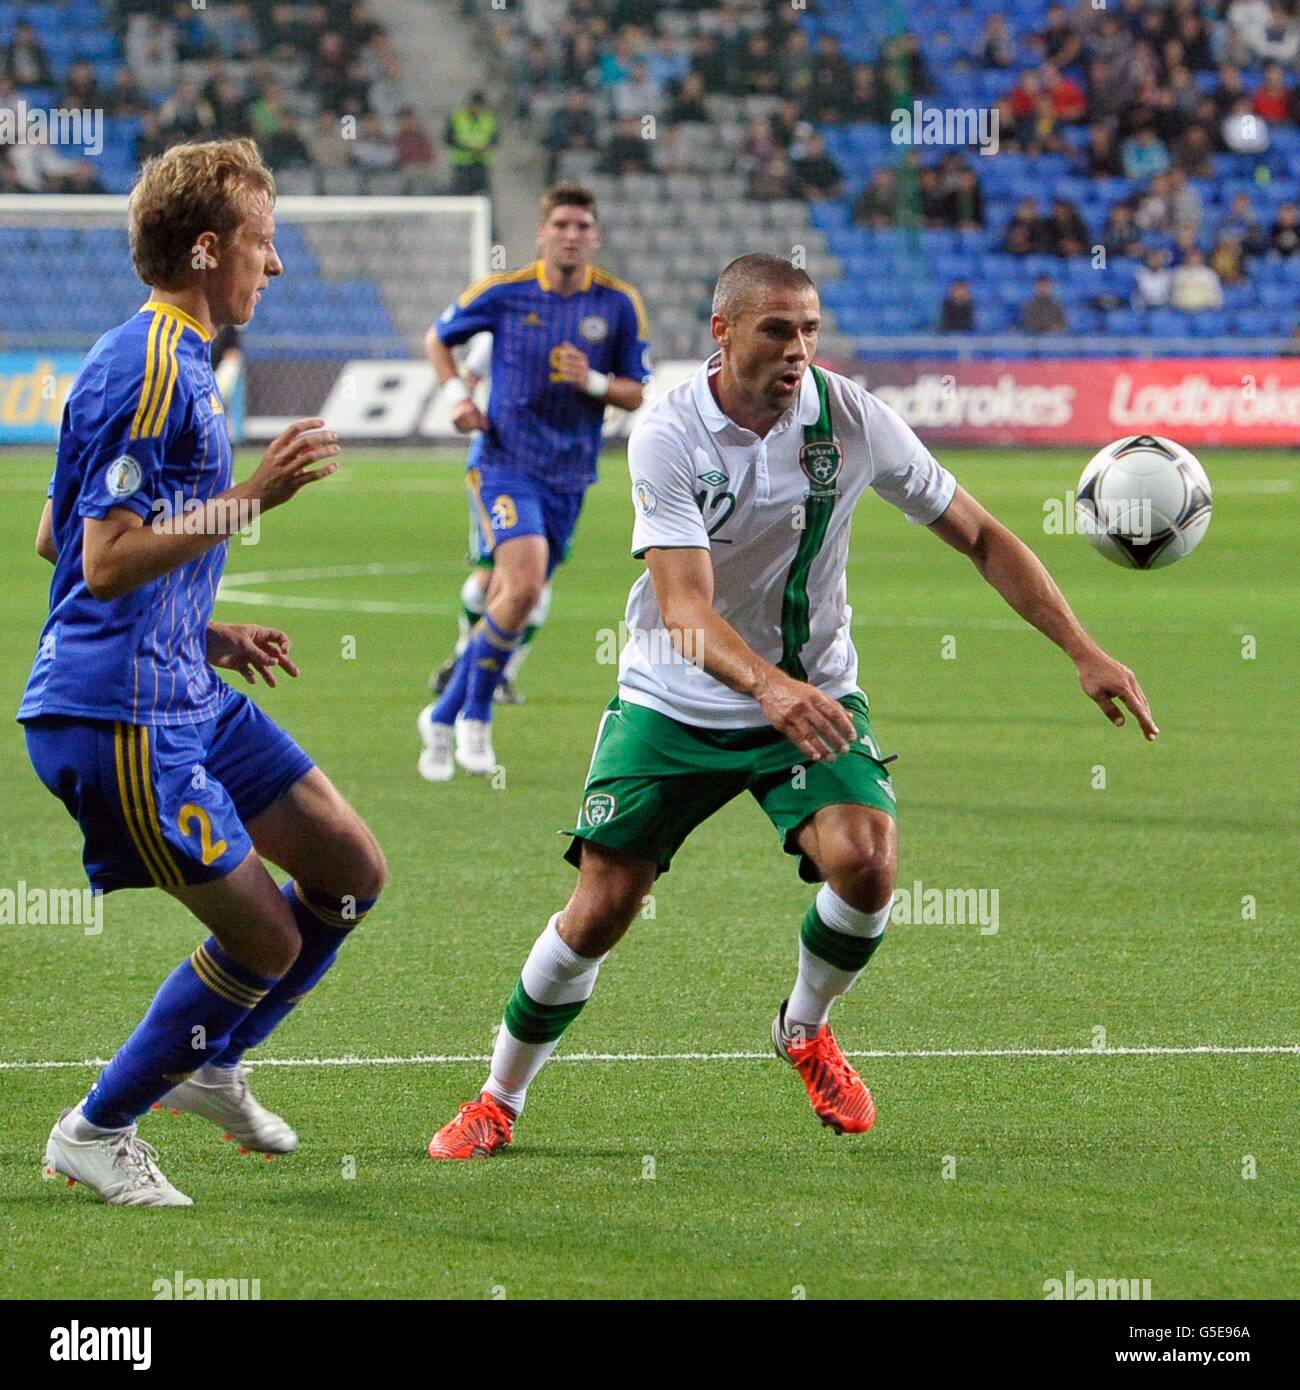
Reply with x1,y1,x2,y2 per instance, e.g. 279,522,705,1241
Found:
435,260,651,493
18,301,234,727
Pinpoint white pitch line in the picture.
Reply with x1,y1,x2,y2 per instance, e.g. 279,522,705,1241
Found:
1,1045,1296,1072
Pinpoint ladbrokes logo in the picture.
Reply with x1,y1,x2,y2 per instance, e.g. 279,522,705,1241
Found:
1110,373,1300,428
874,374,1076,428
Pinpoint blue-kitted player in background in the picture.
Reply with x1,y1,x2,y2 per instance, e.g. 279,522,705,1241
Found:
417,182,652,782
21,139,387,1207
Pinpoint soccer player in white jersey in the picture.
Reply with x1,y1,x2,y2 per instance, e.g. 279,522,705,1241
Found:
428,254,1158,1158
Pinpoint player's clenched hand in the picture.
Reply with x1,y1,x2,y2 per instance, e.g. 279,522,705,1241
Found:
206,623,299,688
755,668,857,763
247,419,340,509
1076,646,1159,740
451,398,489,434
552,342,590,387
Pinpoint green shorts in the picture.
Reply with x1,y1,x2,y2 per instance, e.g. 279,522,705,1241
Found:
562,692,897,883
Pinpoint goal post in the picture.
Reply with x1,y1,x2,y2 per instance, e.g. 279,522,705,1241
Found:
0,194,491,445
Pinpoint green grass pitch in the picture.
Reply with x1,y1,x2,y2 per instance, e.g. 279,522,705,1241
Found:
0,445,1295,1300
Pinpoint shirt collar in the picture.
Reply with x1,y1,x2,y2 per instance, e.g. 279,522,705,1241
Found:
692,351,822,435
141,300,213,343
535,260,594,294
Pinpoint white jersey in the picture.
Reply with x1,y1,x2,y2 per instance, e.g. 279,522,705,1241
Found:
619,352,956,729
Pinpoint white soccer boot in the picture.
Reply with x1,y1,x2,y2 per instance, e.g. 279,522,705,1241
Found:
44,1110,193,1206
417,703,455,782
155,1063,299,1154
454,716,497,775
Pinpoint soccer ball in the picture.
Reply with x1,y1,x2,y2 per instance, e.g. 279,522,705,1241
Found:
1076,434,1213,570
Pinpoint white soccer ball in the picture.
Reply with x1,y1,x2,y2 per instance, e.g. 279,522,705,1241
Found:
1075,434,1212,569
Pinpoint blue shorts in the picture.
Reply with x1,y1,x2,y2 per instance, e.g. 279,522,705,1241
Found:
24,683,315,894
466,465,586,579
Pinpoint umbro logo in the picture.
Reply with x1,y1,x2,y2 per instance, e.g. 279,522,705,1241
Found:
696,470,728,487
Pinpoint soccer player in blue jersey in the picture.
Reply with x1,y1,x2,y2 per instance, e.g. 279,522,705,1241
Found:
20,139,387,1206
417,183,652,780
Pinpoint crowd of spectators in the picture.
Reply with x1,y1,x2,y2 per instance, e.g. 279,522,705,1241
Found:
0,1,447,192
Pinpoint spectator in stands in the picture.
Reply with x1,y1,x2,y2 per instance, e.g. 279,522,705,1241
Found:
310,110,353,171
368,52,405,132
248,83,289,144
1103,202,1144,260
264,112,313,171
1002,196,1052,255
1252,63,1292,124
159,78,216,143
944,168,985,230
741,117,778,171
1006,68,1041,122
1020,92,1070,156
1037,62,1087,122
843,65,886,124
129,19,178,98
318,32,362,114
1209,233,1247,286
9,126,74,191
1245,3,1300,64
351,112,398,177
917,166,947,226
600,115,653,175
1045,197,1090,257
1166,65,1200,125
395,106,435,177
65,160,106,195
545,88,598,178
1221,97,1270,154
105,68,147,118
516,38,554,120
560,32,600,90
852,168,901,228
446,91,498,194
1212,64,1249,122
208,1,258,62
792,132,843,202
665,73,709,125
770,98,802,150
1167,169,1203,236
1083,123,1122,176
940,281,975,332
170,0,214,62
209,78,251,137
1121,127,1170,181
1218,192,1269,257
1170,249,1223,310
1173,10,1215,69
779,27,816,106
2,21,52,86
749,150,796,201
1021,276,1067,334
806,34,854,121
1271,203,1300,257
61,61,100,112
647,32,689,93
1085,13,1135,69
978,14,1017,69
1084,60,1132,127
688,33,729,96
880,34,930,97
598,30,638,90
1037,5,1083,69
612,60,664,121
1171,124,1214,179
134,110,168,166
1134,247,1173,307
738,32,781,98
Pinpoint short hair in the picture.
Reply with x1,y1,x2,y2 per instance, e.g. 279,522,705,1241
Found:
128,138,275,290
712,253,815,320
540,181,598,223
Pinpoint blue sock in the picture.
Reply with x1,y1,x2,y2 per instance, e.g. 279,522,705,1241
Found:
209,881,377,1068
83,939,277,1129
462,614,521,721
430,644,472,725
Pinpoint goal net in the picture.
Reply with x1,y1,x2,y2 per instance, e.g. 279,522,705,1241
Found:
0,195,491,444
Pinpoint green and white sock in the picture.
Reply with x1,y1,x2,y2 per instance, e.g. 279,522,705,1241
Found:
503,581,551,681
456,571,488,655
484,913,605,1115
786,884,890,1034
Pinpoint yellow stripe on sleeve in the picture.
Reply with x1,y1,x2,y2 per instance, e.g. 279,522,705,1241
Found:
128,313,165,441
141,316,182,439
593,270,651,340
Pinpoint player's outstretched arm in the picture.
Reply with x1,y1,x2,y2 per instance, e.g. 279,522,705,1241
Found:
644,546,856,763
206,622,299,687
36,498,57,564
82,419,339,602
928,485,1159,739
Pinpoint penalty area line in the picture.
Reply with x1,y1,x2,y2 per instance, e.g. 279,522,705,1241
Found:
1,1044,1297,1071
